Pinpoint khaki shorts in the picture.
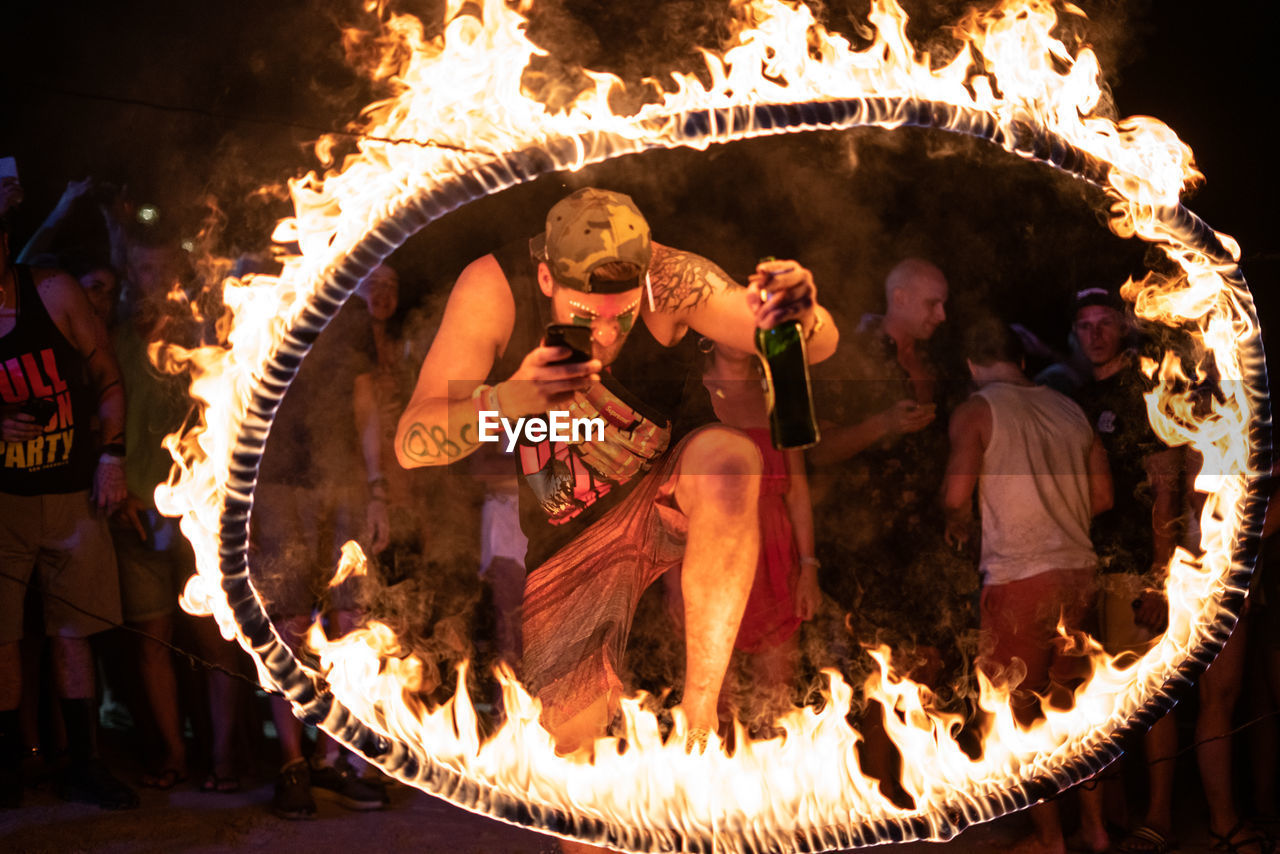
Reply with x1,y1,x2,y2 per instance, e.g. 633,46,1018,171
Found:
0,490,121,643
112,509,196,624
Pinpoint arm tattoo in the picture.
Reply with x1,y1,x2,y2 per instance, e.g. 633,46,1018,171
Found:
401,421,479,464
648,246,740,314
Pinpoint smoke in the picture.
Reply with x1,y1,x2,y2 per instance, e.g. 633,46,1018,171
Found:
92,0,1175,751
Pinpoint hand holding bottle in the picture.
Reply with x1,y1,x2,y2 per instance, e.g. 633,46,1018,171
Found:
747,259,815,331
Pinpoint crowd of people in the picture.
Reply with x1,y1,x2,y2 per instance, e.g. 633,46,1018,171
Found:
1,172,1278,854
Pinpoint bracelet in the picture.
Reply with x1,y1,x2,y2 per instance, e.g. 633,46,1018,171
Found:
98,453,126,467
472,383,502,415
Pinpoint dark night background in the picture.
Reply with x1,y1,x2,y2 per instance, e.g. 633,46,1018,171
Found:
0,3,1279,850
2,0,1277,359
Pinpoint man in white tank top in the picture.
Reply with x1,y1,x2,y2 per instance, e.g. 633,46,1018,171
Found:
943,317,1112,854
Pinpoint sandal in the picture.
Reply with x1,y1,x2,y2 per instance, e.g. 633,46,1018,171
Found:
1210,820,1276,854
139,768,187,790
200,773,242,794
1115,826,1174,854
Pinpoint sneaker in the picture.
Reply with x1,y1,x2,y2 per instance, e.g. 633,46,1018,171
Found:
272,759,316,820
310,762,386,811
55,760,140,810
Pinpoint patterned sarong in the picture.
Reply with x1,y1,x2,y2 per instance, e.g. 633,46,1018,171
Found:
520,433,697,734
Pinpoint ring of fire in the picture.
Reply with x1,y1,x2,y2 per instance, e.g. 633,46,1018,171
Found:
166,4,1270,853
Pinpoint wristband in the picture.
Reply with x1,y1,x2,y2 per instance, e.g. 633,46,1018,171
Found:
472,383,505,416
98,453,126,467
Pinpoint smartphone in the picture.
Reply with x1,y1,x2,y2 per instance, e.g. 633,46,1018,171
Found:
544,323,593,364
21,397,57,425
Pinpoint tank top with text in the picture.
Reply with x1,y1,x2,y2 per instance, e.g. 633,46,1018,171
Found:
0,266,97,495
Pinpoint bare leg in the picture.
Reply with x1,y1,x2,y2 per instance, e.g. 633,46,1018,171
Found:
189,616,241,780
0,641,19,711
315,610,360,767
673,428,761,736
51,637,94,699
1142,712,1177,837
1260,645,1280,818
747,634,797,724
270,615,310,766
18,638,40,753
133,615,187,775
1198,613,1253,846
1076,782,1110,853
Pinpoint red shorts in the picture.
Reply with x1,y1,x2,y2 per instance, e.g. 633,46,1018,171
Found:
979,567,1096,705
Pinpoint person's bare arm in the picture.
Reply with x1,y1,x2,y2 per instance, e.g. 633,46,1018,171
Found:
1144,446,1183,566
649,244,838,363
808,400,935,466
1134,445,1183,631
1088,434,1113,517
394,254,599,469
396,255,512,468
40,268,126,509
1263,462,1280,540
783,448,821,620
942,396,990,550
16,179,92,264
354,371,390,553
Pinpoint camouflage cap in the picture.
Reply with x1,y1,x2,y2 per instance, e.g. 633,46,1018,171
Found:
535,188,651,294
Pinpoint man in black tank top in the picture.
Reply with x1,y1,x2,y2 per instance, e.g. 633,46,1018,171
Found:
0,218,135,809
396,188,839,761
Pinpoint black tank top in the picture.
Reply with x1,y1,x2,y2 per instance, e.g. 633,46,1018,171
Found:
0,266,97,495
489,241,713,569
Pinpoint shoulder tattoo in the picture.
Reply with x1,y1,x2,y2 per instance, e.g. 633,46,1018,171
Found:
648,246,740,314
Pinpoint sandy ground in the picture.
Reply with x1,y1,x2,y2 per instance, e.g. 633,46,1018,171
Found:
0,755,1253,854
0,696,1262,854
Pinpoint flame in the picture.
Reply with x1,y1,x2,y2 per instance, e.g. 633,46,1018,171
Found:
330,540,370,588
157,0,1263,850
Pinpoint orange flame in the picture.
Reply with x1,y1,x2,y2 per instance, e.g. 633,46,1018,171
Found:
158,0,1261,850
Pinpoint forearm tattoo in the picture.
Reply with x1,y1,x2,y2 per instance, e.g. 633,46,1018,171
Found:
401,421,478,463
648,245,740,314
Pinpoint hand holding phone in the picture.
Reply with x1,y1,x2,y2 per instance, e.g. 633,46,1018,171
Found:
22,397,57,425
544,323,593,364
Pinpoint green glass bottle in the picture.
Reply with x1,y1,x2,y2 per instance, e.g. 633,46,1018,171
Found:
756,318,820,450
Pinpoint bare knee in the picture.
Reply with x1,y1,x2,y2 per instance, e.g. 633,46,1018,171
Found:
676,427,763,517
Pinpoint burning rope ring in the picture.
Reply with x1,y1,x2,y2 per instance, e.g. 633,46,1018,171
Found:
218,97,1268,852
